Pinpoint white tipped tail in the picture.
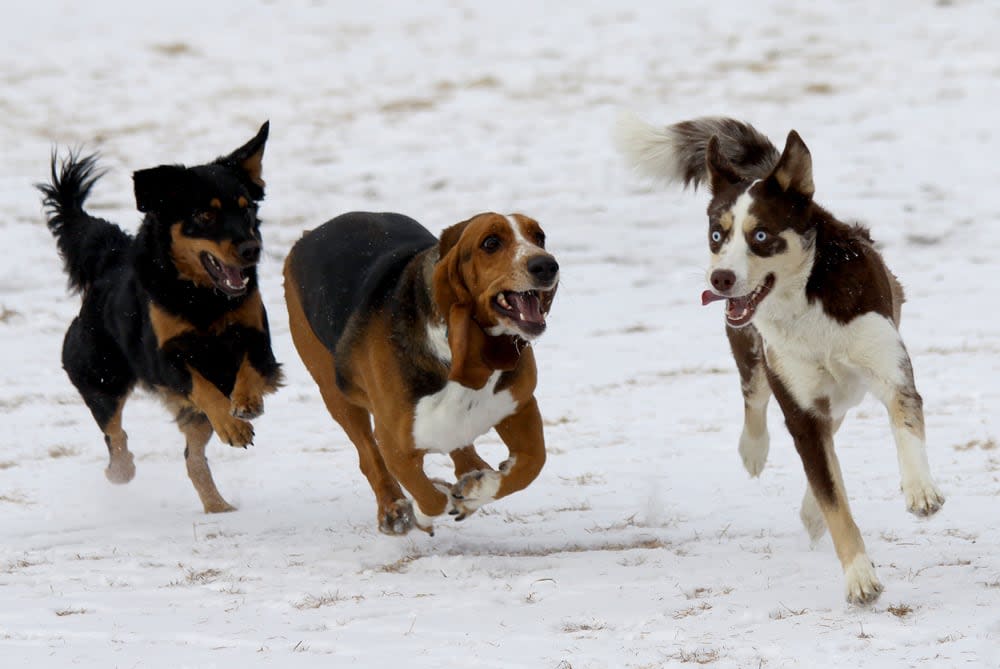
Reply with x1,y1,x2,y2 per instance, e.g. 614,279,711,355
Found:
613,111,781,189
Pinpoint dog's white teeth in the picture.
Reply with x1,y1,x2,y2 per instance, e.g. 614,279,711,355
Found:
518,311,525,321
240,276,249,287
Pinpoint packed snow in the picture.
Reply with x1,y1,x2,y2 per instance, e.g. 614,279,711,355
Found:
1,1,998,667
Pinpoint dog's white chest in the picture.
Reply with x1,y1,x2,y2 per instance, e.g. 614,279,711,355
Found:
412,373,518,453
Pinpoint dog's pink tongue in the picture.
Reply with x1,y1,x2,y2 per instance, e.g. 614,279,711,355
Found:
507,292,545,324
701,290,726,306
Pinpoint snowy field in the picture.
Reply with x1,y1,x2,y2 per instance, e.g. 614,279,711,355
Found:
2,1,999,666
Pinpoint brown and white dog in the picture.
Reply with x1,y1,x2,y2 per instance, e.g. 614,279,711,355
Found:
284,211,558,535
615,114,944,604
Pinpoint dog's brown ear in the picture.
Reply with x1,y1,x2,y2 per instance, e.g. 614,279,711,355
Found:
445,303,494,389
133,165,192,213
706,136,743,195
218,121,269,199
769,130,814,198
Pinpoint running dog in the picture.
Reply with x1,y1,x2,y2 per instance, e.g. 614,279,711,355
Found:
284,212,558,535
615,114,944,604
38,123,281,513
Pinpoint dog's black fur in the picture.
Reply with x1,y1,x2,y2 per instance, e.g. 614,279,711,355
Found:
37,123,281,512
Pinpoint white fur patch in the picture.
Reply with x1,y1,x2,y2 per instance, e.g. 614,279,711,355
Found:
505,214,540,262
416,321,519,453
843,552,883,604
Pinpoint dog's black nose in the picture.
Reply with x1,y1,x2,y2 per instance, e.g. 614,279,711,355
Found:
237,240,261,264
527,255,559,284
710,269,736,293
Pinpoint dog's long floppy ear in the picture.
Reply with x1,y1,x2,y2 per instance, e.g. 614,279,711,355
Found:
706,136,743,195
768,130,814,198
217,121,269,200
133,165,193,214
433,218,487,387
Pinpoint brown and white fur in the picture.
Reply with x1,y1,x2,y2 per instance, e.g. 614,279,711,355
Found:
615,113,944,604
284,211,558,536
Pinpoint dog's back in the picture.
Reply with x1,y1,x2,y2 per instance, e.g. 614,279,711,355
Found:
285,212,437,353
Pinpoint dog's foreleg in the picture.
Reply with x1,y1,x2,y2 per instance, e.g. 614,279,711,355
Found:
177,410,235,513
450,398,546,519
727,325,771,476
847,316,944,517
769,369,882,604
186,366,254,448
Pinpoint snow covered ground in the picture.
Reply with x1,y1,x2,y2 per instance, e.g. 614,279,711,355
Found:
2,0,998,666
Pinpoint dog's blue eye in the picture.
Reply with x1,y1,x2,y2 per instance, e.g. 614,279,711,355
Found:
710,230,722,243
754,230,768,243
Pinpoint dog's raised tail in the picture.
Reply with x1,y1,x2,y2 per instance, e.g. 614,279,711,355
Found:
38,152,131,293
613,112,781,189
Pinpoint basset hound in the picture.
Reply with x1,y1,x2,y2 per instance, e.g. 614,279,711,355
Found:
284,211,559,535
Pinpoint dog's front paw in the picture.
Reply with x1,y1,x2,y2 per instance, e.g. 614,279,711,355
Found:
903,479,945,517
230,394,264,420
739,428,769,477
212,414,254,448
450,469,502,521
844,554,883,605
378,499,416,536
105,450,136,484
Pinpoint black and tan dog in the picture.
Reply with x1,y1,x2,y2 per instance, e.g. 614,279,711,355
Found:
284,212,558,535
616,113,944,603
38,124,281,513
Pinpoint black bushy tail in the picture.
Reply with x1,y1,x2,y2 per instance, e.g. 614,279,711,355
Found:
614,112,781,189
38,152,132,293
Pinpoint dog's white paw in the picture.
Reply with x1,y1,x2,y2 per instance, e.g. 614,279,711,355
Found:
903,479,945,517
843,554,883,605
450,469,502,521
739,429,769,478
799,487,827,543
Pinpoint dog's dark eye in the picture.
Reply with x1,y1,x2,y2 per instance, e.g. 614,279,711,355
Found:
481,235,502,253
196,210,217,224
535,232,546,248
711,230,723,243
753,230,768,243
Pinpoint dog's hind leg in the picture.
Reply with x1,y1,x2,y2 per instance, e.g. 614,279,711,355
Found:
62,316,136,484
799,416,844,543
174,406,235,513
727,325,771,477
847,317,944,517
769,369,882,605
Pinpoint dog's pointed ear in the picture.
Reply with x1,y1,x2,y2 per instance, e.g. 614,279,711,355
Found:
133,165,192,213
706,136,742,195
218,121,269,199
768,130,814,198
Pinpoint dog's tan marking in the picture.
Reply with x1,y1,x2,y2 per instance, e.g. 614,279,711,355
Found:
187,366,253,447
209,198,222,209
237,196,248,208
230,354,277,418
211,289,265,333
450,445,491,478
149,301,195,347
719,211,734,232
169,223,242,287
740,213,760,235
179,412,235,513
103,393,136,484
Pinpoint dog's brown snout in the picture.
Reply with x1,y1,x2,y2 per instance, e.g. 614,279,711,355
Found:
237,240,261,264
527,254,559,285
710,269,736,293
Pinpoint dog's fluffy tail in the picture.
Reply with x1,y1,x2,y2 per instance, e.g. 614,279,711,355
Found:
613,112,781,189
38,152,131,293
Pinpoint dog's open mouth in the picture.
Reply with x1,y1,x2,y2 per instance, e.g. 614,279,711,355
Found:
200,252,250,297
493,290,549,337
701,274,775,327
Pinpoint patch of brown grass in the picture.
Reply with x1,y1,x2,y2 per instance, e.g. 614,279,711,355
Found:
954,438,997,452
48,445,78,459
561,619,608,634
293,591,363,610
887,603,913,618
673,602,712,619
670,648,720,664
